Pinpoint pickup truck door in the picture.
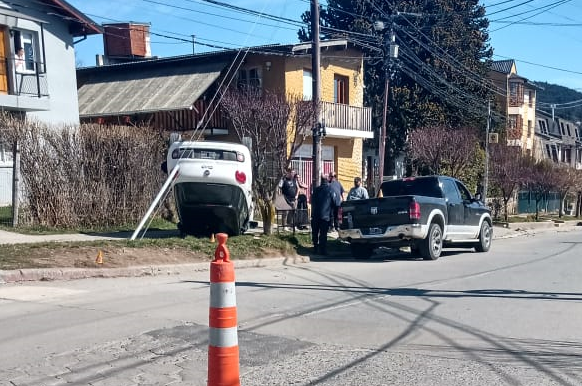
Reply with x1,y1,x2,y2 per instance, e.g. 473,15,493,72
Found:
455,180,482,236
441,178,464,238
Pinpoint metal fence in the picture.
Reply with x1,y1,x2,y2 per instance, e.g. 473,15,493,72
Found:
517,191,562,215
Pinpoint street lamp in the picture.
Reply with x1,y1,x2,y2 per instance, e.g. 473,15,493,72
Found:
374,21,399,193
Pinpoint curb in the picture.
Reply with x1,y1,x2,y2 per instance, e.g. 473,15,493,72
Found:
0,255,310,284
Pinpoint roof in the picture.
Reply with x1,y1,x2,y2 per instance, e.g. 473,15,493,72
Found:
39,0,102,36
77,39,359,72
78,61,226,117
490,59,515,74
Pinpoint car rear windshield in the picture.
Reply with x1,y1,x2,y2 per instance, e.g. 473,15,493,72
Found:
380,178,443,198
175,183,243,206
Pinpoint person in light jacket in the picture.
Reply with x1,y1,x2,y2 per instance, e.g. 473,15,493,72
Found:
347,177,369,200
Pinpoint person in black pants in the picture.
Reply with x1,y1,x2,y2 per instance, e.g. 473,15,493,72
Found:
328,172,345,232
311,175,341,255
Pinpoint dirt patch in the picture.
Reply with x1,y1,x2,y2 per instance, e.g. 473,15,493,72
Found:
19,246,211,269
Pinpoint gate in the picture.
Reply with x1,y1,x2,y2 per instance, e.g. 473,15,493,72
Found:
290,159,334,202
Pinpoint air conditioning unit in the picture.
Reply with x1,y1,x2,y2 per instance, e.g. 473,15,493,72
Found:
488,133,499,143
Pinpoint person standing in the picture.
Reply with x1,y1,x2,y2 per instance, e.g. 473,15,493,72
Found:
347,177,369,200
311,175,341,255
328,171,344,232
15,47,26,73
278,168,305,228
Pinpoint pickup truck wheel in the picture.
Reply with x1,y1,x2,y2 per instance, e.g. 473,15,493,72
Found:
475,221,492,252
420,223,443,260
351,244,373,259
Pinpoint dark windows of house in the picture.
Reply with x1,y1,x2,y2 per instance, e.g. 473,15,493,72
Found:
509,82,524,106
12,29,37,72
527,120,532,137
551,145,559,162
566,124,572,137
528,90,534,107
545,144,552,159
237,67,262,90
539,119,548,134
333,74,348,104
560,122,565,136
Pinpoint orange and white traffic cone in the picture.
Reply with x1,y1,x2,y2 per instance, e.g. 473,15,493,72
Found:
208,233,240,386
95,250,103,265
210,233,215,243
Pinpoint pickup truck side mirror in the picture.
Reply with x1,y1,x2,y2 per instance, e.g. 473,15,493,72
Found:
474,193,482,201
161,161,168,174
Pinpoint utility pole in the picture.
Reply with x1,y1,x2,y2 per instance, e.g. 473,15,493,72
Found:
191,35,196,54
374,21,398,192
311,0,323,189
483,100,491,202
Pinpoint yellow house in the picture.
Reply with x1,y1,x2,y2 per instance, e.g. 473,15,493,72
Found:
228,40,373,196
489,59,537,156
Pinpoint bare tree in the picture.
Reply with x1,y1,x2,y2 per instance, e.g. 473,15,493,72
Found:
552,164,580,218
220,88,317,235
488,144,526,222
408,125,478,178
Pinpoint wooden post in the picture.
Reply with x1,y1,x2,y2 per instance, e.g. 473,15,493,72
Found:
11,141,20,227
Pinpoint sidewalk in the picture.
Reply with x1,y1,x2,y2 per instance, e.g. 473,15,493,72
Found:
1,220,579,245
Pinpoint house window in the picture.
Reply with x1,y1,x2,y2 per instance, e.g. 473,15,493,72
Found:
528,90,534,107
566,124,571,137
13,29,37,73
560,122,565,135
237,67,262,90
303,69,312,101
527,120,532,137
545,144,552,159
539,119,547,134
509,82,524,106
333,74,349,104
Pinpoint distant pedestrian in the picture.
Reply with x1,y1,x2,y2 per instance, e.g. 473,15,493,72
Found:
311,175,341,255
328,171,344,232
347,177,369,200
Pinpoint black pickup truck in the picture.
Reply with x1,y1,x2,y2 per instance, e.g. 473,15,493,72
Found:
338,175,492,260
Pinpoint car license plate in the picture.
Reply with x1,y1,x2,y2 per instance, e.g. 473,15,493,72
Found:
369,227,382,235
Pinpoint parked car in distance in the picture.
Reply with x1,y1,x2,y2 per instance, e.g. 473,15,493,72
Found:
338,175,492,260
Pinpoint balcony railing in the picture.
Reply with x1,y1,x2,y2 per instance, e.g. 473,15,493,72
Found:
321,101,372,133
2,57,49,98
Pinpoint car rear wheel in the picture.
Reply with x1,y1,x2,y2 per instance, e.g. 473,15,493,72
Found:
475,221,492,252
351,244,374,259
420,223,443,260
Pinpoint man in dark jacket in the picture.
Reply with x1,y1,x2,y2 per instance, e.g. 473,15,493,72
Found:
328,172,345,232
311,175,341,255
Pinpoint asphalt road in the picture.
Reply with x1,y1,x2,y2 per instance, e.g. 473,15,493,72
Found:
1,228,581,385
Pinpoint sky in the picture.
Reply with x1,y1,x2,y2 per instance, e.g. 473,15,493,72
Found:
69,0,582,91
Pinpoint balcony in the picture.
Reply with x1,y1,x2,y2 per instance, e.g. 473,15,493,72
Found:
0,57,50,112
320,101,373,139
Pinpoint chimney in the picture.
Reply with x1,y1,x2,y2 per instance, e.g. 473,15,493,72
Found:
102,22,152,63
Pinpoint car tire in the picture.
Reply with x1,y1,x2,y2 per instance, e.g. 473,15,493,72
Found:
420,222,443,260
475,221,492,252
351,244,374,259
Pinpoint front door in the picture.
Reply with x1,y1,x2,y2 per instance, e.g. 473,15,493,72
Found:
0,28,8,94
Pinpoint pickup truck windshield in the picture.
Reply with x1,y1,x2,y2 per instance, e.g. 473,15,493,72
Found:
381,178,443,198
